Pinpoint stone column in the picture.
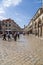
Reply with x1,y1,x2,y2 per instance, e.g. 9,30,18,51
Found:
38,22,39,37
40,24,42,36
35,22,37,36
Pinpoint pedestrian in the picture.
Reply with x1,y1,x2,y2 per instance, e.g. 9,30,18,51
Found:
17,32,20,38
12,32,14,38
7,33,11,41
14,32,17,41
3,32,6,40
23,32,25,35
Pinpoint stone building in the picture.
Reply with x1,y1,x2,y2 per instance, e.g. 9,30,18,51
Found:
32,8,43,37
24,7,43,37
24,20,32,34
0,18,21,34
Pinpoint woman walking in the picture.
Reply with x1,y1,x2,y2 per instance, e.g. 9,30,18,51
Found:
14,32,17,41
7,33,11,41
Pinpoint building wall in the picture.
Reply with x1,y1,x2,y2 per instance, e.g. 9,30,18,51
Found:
0,19,21,34
22,8,43,36
32,13,43,37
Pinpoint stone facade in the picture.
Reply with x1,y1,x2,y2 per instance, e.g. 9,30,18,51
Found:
0,18,21,34
32,8,43,37
24,20,32,34
24,8,43,37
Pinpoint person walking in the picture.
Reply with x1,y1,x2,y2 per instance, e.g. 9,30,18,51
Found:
14,32,17,41
3,32,6,40
7,33,11,41
17,32,20,38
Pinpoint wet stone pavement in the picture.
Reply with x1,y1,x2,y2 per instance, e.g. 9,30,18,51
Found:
0,34,43,65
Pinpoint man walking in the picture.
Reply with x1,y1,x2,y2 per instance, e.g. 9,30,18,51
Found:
3,32,6,40
14,32,17,41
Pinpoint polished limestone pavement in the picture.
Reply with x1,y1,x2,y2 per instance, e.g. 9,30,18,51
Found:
0,34,43,65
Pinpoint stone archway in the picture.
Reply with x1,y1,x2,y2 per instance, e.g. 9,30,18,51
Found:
38,18,42,37
35,22,37,36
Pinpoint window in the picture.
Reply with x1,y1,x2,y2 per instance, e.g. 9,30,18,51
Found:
6,24,7,27
9,24,11,26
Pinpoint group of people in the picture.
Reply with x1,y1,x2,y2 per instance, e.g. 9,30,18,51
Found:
2,32,20,41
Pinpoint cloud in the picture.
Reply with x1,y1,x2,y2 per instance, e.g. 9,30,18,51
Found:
0,7,5,14
12,0,22,6
0,0,22,13
0,16,7,20
0,0,22,20
2,0,22,7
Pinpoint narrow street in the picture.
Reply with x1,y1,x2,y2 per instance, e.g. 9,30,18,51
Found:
0,34,43,65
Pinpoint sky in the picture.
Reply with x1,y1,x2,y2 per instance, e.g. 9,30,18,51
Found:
0,0,42,28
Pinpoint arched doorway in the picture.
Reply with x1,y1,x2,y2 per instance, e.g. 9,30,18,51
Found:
38,18,42,37
35,22,38,36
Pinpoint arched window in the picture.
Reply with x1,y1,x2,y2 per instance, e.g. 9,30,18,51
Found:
38,18,41,27
38,18,42,37
35,22,37,28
